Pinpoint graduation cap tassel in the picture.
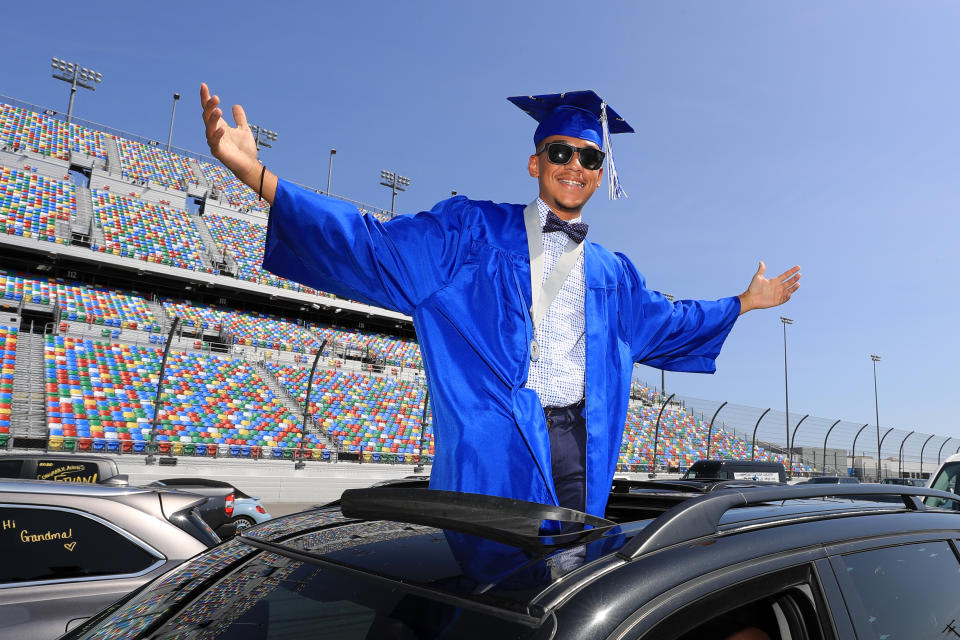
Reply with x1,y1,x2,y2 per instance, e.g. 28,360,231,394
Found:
600,101,627,200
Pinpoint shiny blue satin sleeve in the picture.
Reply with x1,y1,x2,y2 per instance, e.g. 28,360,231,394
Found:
617,253,741,373
264,180,471,315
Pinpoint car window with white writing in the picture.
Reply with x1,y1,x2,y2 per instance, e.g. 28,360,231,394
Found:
832,540,960,639
0,506,158,584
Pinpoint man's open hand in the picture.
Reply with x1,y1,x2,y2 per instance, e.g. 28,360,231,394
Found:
200,83,259,182
738,262,801,314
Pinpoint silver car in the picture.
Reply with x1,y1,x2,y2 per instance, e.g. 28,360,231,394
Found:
0,479,217,640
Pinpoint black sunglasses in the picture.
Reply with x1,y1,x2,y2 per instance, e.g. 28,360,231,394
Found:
536,142,605,171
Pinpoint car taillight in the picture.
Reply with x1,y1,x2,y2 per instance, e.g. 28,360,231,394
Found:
256,505,266,514
225,493,234,517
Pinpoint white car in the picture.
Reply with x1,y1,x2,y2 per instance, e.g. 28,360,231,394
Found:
925,453,960,509
146,478,272,531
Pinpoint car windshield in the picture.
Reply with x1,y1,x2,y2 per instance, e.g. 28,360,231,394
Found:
682,463,724,479
62,508,637,640
925,462,960,509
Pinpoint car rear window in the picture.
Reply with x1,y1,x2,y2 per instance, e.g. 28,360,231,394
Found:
0,505,159,584
63,543,543,640
151,551,540,640
0,458,24,478
34,459,102,483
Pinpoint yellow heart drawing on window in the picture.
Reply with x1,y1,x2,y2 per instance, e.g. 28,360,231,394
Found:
64,542,77,551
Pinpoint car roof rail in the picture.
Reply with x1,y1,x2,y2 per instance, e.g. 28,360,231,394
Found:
612,478,783,494
618,484,960,561
341,488,619,552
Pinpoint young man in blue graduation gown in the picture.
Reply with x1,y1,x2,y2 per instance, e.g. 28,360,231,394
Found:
199,84,800,522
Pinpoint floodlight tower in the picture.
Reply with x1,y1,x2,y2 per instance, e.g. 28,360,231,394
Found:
781,317,793,472
871,354,882,480
248,124,278,151
661,293,676,396
379,170,411,214
326,148,336,195
50,57,103,124
166,93,180,152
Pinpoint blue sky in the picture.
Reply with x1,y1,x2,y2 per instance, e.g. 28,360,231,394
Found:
4,1,960,445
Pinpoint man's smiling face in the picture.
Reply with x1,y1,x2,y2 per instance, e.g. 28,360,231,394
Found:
528,134,604,219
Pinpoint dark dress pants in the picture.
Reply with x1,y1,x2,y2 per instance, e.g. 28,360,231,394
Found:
545,400,587,516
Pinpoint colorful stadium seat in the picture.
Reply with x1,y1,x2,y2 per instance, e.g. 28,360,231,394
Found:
265,363,433,459
44,335,323,453
114,137,196,191
0,164,73,243
91,190,210,271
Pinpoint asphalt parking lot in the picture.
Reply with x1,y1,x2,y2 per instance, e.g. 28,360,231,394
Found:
262,501,317,517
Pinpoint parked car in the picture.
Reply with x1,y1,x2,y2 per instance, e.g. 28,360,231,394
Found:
144,478,243,537
0,453,128,486
0,479,218,640
801,475,860,484
924,453,960,509
146,478,270,531
882,477,926,487
681,458,786,482
58,481,960,639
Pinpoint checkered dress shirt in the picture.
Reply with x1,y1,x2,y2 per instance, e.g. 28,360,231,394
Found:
524,198,587,408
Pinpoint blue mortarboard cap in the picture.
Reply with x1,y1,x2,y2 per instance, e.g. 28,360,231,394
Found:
507,90,634,200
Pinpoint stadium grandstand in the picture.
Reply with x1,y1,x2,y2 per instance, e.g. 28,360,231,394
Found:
0,93,818,477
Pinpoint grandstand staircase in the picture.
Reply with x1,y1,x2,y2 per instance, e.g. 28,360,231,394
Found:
145,298,170,332
253,360,332,449
89,213,106,249
11,331,47,441
104,137,122,176
188,158,211,191
190,213,220,272
70,185,94,246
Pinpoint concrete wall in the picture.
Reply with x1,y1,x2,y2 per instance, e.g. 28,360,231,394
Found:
119,457,428,505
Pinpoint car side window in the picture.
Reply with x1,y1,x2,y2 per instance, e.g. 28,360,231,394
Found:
0,458,24,478
637,566,827,640
830,540,960,639
0,505,159,585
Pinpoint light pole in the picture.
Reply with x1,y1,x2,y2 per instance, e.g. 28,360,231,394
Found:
326,149,336,195
248,124,278,151
871,354,882,480
50,57,102,124
166,93,180,152
781,317,793,465
661,293,676,397
380,170,411,214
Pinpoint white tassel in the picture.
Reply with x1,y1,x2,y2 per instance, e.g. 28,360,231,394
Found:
600,101,626,200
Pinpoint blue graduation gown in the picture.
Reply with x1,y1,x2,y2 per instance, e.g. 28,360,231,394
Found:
264,180,740,518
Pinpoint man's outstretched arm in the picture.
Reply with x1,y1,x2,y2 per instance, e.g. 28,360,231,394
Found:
737,261,801,314
200,83,278,204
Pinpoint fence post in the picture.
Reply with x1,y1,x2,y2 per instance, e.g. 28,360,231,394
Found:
937,437,954,466
878,427,895,481
822,419,841,476
789,414,809,475
897,431,915,479
919,434,936,478
851,423,870,479
705,401,728,459
650,393,675,477
750,408,771,461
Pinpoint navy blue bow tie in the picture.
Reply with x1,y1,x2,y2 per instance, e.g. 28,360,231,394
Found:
542,211,589,244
